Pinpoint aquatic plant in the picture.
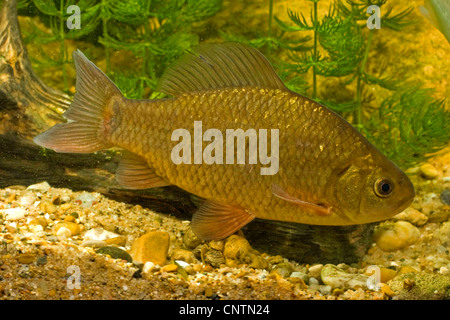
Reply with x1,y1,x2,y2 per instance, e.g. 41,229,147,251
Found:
18,0,99,91
222,0,448,169
15,0,449,169
364,88,450,169
18,0,222,96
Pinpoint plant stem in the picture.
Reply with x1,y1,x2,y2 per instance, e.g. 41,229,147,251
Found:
268,0,273,38
59,0,67,91
355,28,374,126
141,0,152,98
312,0,318,99
101,0,110,74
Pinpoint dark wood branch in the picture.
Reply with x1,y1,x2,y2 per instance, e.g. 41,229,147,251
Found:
0,0,71,137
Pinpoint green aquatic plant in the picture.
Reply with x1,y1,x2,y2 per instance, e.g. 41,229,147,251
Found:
220,0,311,94
336,0,415,126
364,88,450,169
100,0,222,97
19,0,99,91
222,0,448,169
18,0,222,96
274,0,415,121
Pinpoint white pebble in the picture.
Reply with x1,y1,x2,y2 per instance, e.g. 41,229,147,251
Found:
56,227,71,241
143,261,155,273
1,208,27,221
81,240,107,248
308,264,323,278
83,227,120,241
319,285,332,295
27,181,50,192
439,267,449,275
175,260,190,268
18,194,36,206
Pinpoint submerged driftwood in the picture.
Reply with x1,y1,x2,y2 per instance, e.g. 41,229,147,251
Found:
0,0,374,264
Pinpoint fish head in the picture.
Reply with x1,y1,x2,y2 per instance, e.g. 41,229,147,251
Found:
332,153,415,224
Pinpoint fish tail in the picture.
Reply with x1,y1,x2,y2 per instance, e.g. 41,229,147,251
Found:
33,50,122,153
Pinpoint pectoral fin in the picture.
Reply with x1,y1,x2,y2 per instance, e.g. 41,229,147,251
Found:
116,151,170,189
191,200,255,240
272,185,332,216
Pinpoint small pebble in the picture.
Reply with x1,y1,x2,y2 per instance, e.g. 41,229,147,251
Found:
209,240,224,251
59,203,72,212
380,284,396,297
320,264,369,290
373,221,420,252
308,264,323,278
83,227,120,241
56,227,72,241
96,246,132,263
249,254,269,270
40,201,56,215
171,248,196,264
75,192,98,208
393,207,428,226
29,217,48,228
1,208,26,221
379,267,397,283
104,236,127,247
271,262,293,278
183,228,202,250
81,240,107,248
130,231,170,265
420,163,439,179
439,267,449,275
18,193,36,206
142,261,155,273
36,256,47,266
54,222,81,237
161,264,178,272
204,249,225,268
223,235,251,262
440,189,450,206
18,253,35,264
27,181,50,192
290,271,309,283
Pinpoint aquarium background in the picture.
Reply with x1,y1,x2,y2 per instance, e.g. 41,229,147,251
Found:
16,0,450,169
0,0,448,301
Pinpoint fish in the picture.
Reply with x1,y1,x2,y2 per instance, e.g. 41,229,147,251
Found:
33,42,415,240
419,0,450,43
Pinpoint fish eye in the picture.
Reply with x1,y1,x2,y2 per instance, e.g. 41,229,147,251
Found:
374,178,394,198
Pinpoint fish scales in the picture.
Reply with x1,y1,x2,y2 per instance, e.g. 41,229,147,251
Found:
34,43,415,240
122,86,374,226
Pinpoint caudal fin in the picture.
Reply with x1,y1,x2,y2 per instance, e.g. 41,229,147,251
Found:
33,50,122,153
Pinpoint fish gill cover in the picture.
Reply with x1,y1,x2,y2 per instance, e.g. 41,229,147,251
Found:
17,0,449,169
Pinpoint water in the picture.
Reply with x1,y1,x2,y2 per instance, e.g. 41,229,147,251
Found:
0,0,449,301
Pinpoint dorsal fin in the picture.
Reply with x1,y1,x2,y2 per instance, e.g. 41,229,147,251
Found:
157,42,287,96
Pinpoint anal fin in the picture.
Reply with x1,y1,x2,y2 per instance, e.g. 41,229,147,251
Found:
191,200,255,240
116,151,170,189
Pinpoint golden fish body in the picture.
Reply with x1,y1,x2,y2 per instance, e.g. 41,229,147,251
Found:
34,43,415,240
